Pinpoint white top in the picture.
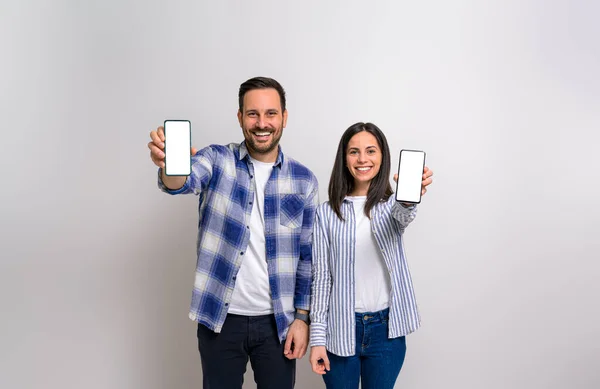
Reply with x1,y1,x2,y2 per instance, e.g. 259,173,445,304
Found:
228,156,274,315
347,196,392,313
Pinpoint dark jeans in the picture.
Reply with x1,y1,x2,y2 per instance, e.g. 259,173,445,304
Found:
322,308,407,389
196,313,296,389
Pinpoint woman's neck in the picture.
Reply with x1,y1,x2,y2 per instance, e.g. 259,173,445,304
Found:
349,182,369,196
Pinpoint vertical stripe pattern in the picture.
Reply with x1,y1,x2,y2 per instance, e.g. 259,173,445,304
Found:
309,196,421,357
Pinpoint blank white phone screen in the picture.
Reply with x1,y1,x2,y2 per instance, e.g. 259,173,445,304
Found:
164,120,191,176
395,150,425,203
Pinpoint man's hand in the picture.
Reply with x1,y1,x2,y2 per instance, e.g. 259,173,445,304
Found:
148,125,197,168
283,319,309,360
309,346,330,375
148,125,197,190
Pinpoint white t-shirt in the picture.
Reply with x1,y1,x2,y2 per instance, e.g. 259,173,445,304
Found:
347,196,392,313
228,157,274,315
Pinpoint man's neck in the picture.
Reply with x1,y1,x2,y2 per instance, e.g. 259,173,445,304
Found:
248,148,278,163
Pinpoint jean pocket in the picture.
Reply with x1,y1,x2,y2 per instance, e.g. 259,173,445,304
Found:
279,194,304,229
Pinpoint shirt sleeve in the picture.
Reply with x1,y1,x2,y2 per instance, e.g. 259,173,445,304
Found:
390,198,418,229
294,176,320,311
157,146,215,196
309,205,331,347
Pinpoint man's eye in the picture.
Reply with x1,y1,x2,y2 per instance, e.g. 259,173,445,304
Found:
248,113,257,117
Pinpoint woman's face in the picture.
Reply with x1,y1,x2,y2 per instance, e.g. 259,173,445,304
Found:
345,131,382,190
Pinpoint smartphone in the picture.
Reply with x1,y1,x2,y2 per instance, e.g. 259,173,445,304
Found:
164,119,191,176
395,149,426,204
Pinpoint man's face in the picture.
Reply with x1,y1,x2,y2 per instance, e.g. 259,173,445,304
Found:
237,88,287,158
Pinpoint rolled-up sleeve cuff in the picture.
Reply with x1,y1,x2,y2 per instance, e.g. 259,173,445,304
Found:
294,295,310,312
157,168,189,195
309,322,327,347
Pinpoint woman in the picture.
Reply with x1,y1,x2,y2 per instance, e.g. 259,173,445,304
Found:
309,122,433,389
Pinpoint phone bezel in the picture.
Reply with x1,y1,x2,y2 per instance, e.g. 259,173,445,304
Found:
394,149,426,204
163,119,192,176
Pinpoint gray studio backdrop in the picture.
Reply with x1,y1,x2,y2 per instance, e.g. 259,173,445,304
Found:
2,0,599,388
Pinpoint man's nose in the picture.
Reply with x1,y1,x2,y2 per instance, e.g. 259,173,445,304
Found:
257,116,267,128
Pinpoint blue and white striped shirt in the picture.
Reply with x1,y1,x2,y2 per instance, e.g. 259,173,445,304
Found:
309,196,421,356
158,141,319,342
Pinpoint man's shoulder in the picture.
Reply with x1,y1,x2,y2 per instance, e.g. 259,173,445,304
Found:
197,142,241,160
282,154,318,183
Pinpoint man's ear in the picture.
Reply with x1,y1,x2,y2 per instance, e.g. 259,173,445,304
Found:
282,109,288,128
237,110,243,127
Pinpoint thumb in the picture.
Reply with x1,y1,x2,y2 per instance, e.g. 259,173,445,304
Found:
393,173,398,183
323,354,331,371
191,147,198,156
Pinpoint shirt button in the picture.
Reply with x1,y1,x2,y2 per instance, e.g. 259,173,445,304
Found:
246,226,250,229
249,201,253,205
225,303,229,306
240,252,244,255
250,175,254,178
233,276,237,280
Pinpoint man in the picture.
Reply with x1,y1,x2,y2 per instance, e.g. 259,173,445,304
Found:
147,77,319,389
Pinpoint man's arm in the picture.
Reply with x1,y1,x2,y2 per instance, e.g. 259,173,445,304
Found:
149,125,213,195
148,125,198,190
293,180,320,312
283,178,319,360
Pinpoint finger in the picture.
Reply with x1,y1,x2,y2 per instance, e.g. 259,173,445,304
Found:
149,144,165,160
291,345,301,359
422,177,433,187
324,355,331,371
421,188,427,196
284,336,293,356
423,167,433,179
150,150,165,168
157,126,165,142
191,147,198,155
297,345,307,359
150,131,165,149
393,173,398,183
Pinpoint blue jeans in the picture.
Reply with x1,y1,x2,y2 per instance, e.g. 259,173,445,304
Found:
322,308,407,389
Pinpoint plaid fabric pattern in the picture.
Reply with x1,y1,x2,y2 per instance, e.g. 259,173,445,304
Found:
158,141,319,341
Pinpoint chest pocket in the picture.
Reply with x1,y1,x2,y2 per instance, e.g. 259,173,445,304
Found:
279,194,304,229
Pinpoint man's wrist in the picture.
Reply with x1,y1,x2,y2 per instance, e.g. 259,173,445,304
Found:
294,310,310,325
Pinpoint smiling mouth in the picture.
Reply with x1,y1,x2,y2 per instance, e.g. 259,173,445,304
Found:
356,167,373,172
251,131,273,141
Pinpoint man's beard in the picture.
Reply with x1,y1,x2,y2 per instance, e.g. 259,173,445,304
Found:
244,126,283,155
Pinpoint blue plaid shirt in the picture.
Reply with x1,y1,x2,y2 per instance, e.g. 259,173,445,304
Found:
158,141,319,342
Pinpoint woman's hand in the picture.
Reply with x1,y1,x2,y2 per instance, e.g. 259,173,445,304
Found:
309,346,331,375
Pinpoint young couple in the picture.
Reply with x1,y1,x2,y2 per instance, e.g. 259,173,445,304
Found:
147,76,433,389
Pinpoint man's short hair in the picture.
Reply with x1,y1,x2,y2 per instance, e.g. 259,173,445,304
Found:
238,77,286,112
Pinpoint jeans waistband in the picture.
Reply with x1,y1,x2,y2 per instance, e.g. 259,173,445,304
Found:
355,307,389,323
